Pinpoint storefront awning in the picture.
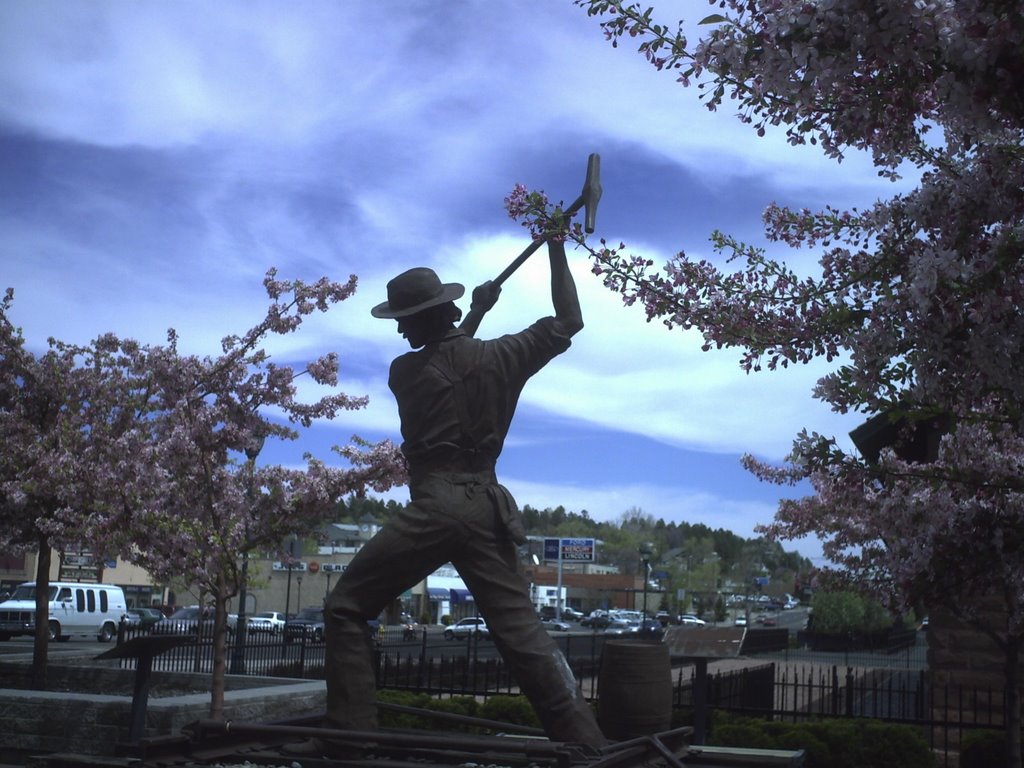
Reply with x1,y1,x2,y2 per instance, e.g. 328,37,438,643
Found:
450,588,474,603
427,587,449,599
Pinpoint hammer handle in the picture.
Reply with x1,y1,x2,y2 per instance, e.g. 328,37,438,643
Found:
492,193,586,288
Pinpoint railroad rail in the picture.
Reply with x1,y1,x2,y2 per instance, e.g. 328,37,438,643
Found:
28,705,800,768
27,705,699,768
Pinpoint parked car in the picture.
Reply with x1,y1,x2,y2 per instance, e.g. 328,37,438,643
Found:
581,611,612,629
734,615,748,627
444,617,488,640
542,618,572,632
155,606,237,636
284,607,325,640
678,614,706,626
121,611,142,630
134,607,166,631
603,618,638,636
248,611,287,634
0,581,127,642
637,618,665,639
561,607,584,621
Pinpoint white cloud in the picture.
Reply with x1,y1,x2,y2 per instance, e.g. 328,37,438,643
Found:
1,0,880,564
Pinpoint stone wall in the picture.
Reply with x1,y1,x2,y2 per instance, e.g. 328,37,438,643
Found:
927,600,1021,747
0,662,325,757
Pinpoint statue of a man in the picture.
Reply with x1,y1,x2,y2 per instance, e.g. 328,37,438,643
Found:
294,234,606,754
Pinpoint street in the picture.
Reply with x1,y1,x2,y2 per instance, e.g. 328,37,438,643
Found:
0,610,812,664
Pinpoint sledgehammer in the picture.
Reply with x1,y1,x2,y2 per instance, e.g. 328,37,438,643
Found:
493,153,602,288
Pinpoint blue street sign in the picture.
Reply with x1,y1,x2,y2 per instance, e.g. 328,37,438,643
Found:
543,538,596,562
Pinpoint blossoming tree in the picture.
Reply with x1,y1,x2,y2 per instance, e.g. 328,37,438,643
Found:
108,270,406,717
519,0,1024,760
0,288,158,687
1,273,407,713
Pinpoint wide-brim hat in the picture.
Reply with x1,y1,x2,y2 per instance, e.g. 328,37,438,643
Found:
371,267,465,319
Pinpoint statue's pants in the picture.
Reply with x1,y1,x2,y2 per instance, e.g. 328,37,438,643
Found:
323,471,606,745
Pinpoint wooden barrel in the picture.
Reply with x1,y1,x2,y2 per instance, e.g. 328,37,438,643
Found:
597,639,672,739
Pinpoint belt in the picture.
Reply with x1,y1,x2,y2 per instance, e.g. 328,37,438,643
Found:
407,449,497,480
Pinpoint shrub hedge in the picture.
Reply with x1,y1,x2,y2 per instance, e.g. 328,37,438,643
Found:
958,729,1008,768
707,713,934,768
368,691,939,768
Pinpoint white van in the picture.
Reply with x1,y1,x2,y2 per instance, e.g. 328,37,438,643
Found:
0,581,128,643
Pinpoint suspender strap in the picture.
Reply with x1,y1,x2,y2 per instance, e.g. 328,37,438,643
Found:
427,345,482,451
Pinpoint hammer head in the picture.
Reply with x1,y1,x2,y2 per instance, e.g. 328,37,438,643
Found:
583,153,602,234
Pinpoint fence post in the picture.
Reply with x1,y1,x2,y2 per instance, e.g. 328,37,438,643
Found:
917,669,926,720
845,666,855,715
831,666,840,714
297,632,307,678
417,626,428,688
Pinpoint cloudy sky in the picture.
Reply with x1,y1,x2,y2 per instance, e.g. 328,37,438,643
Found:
1,1,903,562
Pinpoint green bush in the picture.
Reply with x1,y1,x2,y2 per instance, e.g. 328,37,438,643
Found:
794,719,859,768
959,730,1007,768
762,723,831,767
708,713,934,768
809,591,894,634
377,690,479,731
377,690,437,729
478,695,541,728
855,720,934,768
427,695,479,731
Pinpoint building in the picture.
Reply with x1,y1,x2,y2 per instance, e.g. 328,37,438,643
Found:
2,526,648,622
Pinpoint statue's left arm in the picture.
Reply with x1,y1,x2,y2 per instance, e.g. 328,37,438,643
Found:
548,237,583,337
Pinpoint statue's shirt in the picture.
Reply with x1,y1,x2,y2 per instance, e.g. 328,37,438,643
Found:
388,317,571,472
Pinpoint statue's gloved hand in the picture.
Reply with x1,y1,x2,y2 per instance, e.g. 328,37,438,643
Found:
470,280,502,313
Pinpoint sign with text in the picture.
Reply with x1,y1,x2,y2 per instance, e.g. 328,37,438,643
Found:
544,538,595,562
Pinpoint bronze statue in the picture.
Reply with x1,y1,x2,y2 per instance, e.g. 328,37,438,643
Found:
287,158,606,756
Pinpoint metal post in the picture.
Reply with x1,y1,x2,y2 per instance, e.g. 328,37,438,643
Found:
639,542,654,617
282,564,293,660
556,540,564,620
230,552,249,674
230,436,263,675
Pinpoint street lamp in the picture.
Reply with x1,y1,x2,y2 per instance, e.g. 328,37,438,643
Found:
638,542,655,617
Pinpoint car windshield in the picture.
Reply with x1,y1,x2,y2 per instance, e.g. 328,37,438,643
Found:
253,612,277,619
10,585,53,601
297,609,322,619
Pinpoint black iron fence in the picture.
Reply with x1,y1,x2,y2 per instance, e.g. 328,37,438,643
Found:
113,624,1005,766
